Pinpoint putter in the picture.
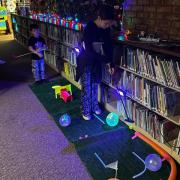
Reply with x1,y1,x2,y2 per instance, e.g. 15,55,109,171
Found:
13,52,33,59
12,48,47,59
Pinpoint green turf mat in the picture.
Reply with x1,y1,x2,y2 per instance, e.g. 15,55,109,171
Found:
74,129,170,180
30,78,172,180
30,78,127,142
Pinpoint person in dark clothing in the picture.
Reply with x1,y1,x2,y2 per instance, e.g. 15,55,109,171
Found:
28,24,47,84
76,5,115,120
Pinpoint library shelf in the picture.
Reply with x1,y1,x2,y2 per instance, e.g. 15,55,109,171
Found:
61,71,81,90
119,66,180,93
104,101,180,164
102,81,180,126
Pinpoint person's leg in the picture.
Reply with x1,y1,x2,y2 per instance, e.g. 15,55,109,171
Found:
39,59,46,80
32,60,40,82
91,82,101,115
81,67,91,120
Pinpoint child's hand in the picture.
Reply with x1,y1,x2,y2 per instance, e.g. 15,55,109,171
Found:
106,63,115,75
36,48,44,52
37,52,43,58
108,67,115,75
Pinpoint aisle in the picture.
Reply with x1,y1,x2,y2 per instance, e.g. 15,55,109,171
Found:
0,35,92,180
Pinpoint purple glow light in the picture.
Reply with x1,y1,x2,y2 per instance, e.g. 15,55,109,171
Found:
118,90,124,96
74,47,80,53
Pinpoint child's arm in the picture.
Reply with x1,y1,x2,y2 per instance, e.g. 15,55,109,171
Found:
28,46,43,58
37,39,48,52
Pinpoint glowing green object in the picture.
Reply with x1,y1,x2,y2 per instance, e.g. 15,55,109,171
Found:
106,112,119,127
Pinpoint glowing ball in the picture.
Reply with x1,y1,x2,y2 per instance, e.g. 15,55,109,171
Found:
59,114,71,127
106,112,119,127
145,154,162,172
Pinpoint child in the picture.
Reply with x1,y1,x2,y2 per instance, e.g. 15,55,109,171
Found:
76,5,115,120
28,24,47,84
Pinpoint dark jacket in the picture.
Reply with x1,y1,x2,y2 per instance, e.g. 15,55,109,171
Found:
76,21,114,83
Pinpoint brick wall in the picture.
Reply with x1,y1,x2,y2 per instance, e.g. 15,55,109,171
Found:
123,0,180,41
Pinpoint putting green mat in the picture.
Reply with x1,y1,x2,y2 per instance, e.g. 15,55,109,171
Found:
30,78,171,180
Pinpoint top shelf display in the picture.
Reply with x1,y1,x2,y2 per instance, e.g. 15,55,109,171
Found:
115,39,180,58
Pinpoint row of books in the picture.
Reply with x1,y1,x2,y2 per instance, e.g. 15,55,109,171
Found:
44,52,60,71
18,26,29,37
47,25,59,39
63,62,76,80
47,26,82,46
13,15,82,48
121,48,180,89
59,28,81,46
46,39,60,55
117,70,180,118
102,64,112,85
102,88,180,154
173,132,180,154
38,23,47,35
41,24,82,46
131,101,180,154
14,32,28,46
60,45,77,66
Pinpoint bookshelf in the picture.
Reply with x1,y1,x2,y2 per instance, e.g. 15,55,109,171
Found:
103,80,180,125
103,83,180,164
11,14,82,75
102,40,180,163
11,14,180,164
119,66,180,93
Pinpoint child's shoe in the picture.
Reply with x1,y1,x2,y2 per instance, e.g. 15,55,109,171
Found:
82,114,91,120
93,106,102,115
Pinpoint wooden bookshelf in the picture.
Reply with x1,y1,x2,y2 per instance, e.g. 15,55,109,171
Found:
60,42,74,49
104,102,180,164
45,60,59,73
119,66,180,93
115,39,180,58
103,81,180,125
11,13,81,87
103,39,180,163
63,58,77,67
61,71,81,90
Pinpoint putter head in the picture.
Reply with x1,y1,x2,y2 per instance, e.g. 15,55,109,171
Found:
0,59,6,64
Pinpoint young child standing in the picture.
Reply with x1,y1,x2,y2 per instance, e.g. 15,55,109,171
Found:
28,24,47,84
76,5,115,120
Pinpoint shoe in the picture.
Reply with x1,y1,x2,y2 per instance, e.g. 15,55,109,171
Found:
82,114,91,120
94,109,102,115
93,106,102,115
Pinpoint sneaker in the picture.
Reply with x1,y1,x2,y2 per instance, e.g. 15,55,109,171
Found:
94,106,102,115
82,114,91,120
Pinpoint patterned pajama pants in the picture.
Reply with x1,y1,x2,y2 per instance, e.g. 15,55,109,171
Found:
32,59,45,81
81,67,99,116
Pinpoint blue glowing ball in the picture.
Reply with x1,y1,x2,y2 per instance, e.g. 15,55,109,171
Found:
59,114,71,127
145,154,162,172
106,112,119,127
